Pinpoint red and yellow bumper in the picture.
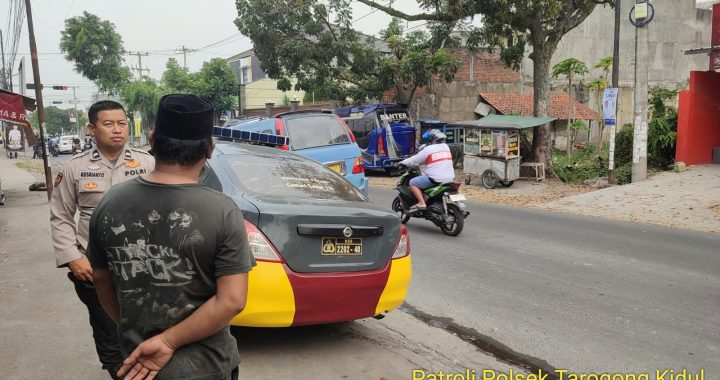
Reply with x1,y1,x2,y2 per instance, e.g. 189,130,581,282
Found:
230,256,412,327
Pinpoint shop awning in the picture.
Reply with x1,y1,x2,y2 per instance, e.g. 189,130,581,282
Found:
450,115,556,130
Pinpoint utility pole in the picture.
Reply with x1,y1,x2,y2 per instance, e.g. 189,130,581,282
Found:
176,46,194,69
24,0,52,200
0,29,7,90
72,85,80,136
607,0,621,184
128,51,150,79
631,0,653,182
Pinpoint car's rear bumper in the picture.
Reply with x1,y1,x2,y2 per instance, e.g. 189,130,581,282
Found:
230,255,411,327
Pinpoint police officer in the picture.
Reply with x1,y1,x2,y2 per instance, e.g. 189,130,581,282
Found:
50,100,154,379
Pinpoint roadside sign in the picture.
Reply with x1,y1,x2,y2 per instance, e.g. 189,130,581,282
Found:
603,88,619,126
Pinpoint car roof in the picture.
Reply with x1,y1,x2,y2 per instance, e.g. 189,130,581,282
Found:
333,103,408,117
214,140,297,158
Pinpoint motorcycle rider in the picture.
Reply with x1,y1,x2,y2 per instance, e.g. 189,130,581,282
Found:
398,129,455,212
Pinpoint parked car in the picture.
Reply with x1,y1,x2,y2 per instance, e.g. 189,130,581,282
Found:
57,135,80,154
220,110,368,195
200,141,411,326
333,104,417,173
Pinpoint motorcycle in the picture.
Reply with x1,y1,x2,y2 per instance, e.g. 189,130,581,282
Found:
72,138,83,155
391,164,470,236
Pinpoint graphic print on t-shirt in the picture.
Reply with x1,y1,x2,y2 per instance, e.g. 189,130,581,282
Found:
99,208,203,287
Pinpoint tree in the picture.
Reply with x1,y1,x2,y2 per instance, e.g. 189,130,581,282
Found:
120,77,163,133
594,56,612,83
29,106,88,136
161,58,194,93
587,77,607,150
234,0,460,105
355,0,614,178
193,58,238,124
59,12,131,93
552,57,588,155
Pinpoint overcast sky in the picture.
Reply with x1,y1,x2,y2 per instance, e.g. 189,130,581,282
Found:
1,0,426,110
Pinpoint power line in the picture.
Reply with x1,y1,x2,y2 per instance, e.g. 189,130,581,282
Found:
353,8,379,24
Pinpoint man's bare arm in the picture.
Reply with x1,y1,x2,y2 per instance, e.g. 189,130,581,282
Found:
93,268,120,324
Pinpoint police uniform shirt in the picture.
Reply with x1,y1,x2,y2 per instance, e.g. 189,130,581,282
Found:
50,147,155,267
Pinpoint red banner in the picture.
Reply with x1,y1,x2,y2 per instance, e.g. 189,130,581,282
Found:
0,91,31,128
712,3,720,70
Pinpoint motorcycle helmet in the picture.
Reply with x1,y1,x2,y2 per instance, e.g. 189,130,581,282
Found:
421,129,447,144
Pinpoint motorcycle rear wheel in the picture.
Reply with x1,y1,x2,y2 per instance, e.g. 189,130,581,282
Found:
440,204,464,236
392,196,411,224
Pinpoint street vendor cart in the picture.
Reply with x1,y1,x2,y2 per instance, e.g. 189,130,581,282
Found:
450,115,555,189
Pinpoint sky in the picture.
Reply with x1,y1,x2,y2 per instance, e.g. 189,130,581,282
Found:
1,0,426,111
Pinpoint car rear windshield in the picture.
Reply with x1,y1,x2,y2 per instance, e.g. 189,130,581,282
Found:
284,115,351,150
221,154,365,201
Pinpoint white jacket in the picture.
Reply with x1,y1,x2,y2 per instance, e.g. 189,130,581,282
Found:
400,143,454,183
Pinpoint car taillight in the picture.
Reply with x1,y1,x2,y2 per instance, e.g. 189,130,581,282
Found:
378,135,387,156
391,225,410,259
352,156,365,174
244,220,283,262
335,116,356,142
275,118,290,150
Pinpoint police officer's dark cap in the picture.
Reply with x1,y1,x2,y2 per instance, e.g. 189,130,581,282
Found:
154,94,214,140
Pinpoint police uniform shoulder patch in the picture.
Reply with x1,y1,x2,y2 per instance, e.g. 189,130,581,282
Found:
54,173,63,187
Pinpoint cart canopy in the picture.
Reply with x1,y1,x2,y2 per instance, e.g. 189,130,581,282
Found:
450,115,556,130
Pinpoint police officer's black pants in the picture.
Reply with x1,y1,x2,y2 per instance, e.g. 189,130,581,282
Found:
68,272,124,379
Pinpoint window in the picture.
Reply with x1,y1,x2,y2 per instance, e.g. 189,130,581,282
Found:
284,115,351,150
221,154,364,201
241,67,249,84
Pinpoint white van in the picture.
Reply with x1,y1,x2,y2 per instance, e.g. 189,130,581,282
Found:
58,135,79,154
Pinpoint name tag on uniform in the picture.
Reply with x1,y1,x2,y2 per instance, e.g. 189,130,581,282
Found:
79,179,106,192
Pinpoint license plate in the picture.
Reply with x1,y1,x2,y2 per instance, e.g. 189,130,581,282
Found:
321,237,362,255
326,163,342,174
449,193,466,202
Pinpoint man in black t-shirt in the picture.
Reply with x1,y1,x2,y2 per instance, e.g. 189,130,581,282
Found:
87,94,255,380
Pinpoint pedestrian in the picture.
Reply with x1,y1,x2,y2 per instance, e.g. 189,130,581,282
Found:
87,94,255,380
50,100,155,379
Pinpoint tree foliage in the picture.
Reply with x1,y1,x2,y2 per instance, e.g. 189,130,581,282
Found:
234,0,461,104
356,0,613,177
120,77,163,131
59,12,130,93
161,58,194,93
29,106,88,136
552,57,589,155
193,58,238,122
647,88,678,168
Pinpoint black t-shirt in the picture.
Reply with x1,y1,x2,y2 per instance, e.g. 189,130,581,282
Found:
87,177,256,380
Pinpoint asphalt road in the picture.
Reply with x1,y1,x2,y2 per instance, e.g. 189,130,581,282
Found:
369,187,720,376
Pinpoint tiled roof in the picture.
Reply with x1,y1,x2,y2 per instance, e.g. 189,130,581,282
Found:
480,92,601,120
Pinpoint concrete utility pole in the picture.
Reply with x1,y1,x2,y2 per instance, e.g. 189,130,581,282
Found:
0,29,7,90
71,86,80,136
25,0,53,200
128,51,150,78
176,46,194,69
631,0,653,182
607,0,622,184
